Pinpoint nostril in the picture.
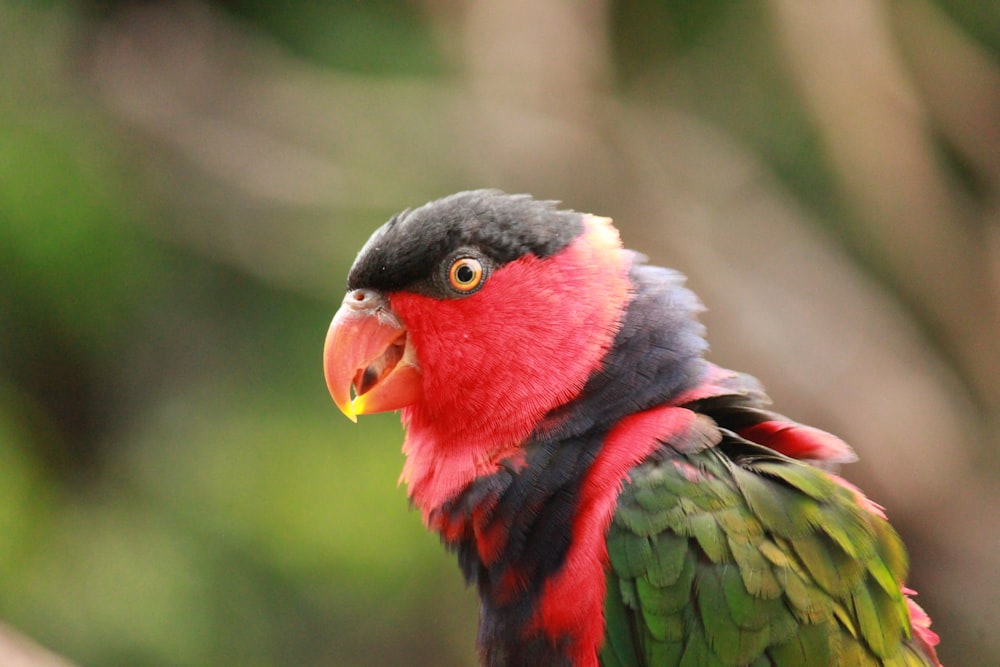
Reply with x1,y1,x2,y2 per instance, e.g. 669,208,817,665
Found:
345,288,382,311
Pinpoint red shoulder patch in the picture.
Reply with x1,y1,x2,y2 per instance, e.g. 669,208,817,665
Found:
739,420,857,465
531,405,701,666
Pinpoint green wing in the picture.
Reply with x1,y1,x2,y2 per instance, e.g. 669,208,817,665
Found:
601,431,935,667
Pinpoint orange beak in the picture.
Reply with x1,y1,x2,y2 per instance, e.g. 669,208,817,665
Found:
323,289,422,421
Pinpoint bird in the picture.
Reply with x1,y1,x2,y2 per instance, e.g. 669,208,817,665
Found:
323,190,941,667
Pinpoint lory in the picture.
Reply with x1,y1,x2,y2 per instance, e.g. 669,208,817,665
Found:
323,190,941,667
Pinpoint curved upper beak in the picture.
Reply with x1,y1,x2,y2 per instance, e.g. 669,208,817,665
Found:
323,289,422,421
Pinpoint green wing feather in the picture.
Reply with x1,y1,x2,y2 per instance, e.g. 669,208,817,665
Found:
601,431,936,667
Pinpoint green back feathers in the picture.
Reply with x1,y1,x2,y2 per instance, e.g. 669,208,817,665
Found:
602,432,935,667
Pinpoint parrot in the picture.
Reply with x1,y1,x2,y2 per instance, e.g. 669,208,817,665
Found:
322,190,942,667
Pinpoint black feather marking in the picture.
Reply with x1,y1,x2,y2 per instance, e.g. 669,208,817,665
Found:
437,424,611,666
347,190,584,293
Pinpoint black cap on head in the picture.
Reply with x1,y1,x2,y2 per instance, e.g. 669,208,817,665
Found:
347,190,584,292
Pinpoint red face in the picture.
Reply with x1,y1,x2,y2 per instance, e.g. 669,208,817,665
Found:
324,215,631,446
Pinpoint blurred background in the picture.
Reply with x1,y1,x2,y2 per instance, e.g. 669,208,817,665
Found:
1,0,998,665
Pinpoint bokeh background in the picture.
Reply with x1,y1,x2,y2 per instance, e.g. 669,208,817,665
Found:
2,1,998,665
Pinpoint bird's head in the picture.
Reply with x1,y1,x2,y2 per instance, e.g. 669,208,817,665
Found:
324,190,632,454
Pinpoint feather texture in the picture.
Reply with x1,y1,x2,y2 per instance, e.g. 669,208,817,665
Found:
603,423,939,666
328,191,941,667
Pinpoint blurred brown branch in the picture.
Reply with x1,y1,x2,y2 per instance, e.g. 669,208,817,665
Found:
770,0,1000,403
0,622,77,667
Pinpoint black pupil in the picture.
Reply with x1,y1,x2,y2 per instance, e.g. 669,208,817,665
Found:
456,264,475,284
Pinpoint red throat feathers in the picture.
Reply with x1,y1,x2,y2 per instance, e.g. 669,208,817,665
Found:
392,215,632,518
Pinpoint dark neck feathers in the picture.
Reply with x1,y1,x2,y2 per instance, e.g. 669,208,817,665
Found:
433,258,709,664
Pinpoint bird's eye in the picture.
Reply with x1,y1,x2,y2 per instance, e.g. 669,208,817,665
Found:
448,257,484,292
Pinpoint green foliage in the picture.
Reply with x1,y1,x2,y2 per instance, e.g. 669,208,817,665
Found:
932,0,1000,54
0,5,475,665
0,392,58,584
220,0,444,75
0,12,152,349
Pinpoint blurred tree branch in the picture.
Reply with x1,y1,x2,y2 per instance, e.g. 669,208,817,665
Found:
769,0,1000,406
0,622,78,667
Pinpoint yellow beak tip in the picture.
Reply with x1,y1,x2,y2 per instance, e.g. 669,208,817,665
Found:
350,395,367,419
334,399,359,423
